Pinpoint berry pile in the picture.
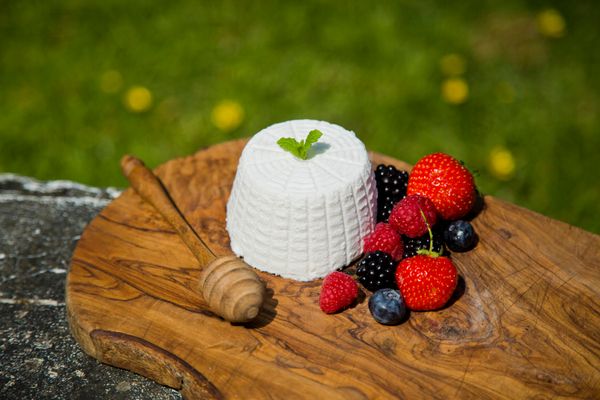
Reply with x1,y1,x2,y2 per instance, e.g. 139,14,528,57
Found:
319,153,481,325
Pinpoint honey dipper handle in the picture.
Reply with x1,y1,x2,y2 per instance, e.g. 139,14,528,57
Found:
120,154,216,266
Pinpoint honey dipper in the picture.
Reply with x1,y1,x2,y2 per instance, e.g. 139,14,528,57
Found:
120,155,265,323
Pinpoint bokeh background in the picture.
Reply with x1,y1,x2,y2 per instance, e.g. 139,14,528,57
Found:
1,1,599,233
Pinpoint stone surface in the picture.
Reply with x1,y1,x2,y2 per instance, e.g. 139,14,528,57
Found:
0,174,181,400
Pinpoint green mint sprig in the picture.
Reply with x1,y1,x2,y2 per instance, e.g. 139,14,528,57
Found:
277,129,323,160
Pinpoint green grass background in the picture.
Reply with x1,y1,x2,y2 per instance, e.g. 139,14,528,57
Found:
1,1,599,233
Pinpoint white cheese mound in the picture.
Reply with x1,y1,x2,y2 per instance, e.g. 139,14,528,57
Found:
226,120,377,281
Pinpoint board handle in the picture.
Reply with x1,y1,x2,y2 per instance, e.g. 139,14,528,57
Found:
120,155,265,323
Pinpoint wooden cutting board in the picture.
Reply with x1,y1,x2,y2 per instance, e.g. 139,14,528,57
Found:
67,139,600,399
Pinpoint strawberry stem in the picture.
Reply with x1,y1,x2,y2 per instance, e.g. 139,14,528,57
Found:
417,208,440,258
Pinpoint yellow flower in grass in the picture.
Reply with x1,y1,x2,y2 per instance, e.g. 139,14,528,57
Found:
100,70,123,94
537,9,566,38
442,78,469,104
211,100,245,132
489,146,515,180
124,86,153,113
440,54,466,77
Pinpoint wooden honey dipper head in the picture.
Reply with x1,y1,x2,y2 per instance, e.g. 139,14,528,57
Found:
200,256,265,322
120,154,265,323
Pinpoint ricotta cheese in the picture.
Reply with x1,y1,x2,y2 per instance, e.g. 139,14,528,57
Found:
226,120,377,281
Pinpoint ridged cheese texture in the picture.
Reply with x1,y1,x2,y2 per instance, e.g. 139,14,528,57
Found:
226,120,377,281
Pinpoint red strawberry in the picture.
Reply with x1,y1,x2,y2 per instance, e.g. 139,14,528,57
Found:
389,194,438,238
395,255,457,311
363,223,403,260
407,153,476,220
319,272,359,314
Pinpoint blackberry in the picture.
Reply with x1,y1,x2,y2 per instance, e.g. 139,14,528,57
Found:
356,251,398,292
375,164,409,222
403,227,444,258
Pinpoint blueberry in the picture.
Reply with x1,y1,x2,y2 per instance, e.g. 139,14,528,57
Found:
368,289,407,325
444,220,477,252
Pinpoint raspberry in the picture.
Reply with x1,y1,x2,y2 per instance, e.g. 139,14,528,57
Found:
363,223,403,260
389,194,438,238
356,251,398,292
374,164,409,222
319,272,359,314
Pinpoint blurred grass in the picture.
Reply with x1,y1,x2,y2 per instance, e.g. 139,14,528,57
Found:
1,0,599,233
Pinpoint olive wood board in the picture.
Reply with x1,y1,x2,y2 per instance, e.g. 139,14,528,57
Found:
67,139,600,399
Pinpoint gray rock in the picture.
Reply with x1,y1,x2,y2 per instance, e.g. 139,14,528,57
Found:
0,174,181,400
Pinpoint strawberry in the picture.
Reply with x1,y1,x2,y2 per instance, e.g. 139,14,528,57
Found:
395,255,457,311
319,272,359,314
389,194,438,238
395,218,457,311
407,153,476,220
363,223,403,260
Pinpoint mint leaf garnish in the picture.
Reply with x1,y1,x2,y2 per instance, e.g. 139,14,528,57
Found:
277,129,323,160
276,137,301,158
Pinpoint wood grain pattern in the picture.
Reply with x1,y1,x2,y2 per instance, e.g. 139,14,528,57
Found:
67,139,600,399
